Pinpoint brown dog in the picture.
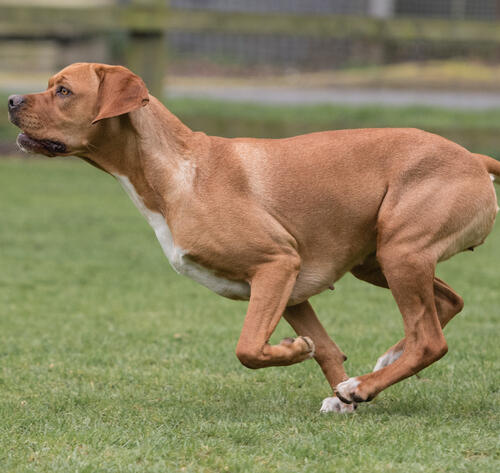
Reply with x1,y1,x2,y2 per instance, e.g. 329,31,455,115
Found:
8,63,500,413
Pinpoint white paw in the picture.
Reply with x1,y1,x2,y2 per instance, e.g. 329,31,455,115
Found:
320,396,356,413
335,377,360,403
373,349,403,372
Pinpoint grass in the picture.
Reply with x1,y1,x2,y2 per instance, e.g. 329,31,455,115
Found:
0,157,499,472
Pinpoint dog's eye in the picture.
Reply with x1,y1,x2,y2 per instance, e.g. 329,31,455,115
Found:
56,86,72,97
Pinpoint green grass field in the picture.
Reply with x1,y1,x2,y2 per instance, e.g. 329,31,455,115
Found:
0,156,499,472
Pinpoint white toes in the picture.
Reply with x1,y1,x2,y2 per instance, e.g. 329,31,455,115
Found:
335,377,360,402
373,349,403,372
320,396,356,413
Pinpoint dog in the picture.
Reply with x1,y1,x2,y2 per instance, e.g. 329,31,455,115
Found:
8,63,500,413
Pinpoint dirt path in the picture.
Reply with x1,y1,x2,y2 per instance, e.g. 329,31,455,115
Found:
166,84,500,109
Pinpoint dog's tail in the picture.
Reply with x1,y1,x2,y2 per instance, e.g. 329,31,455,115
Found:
473,153,500,185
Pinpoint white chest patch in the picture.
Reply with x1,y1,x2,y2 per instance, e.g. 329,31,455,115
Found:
113,174,250,300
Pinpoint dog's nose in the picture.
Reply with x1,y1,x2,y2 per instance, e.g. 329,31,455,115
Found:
8,94,25,112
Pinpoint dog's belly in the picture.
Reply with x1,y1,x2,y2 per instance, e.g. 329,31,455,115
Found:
289,263,350,305
114,174,251,300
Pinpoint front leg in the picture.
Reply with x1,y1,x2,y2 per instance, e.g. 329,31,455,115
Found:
235,255,315,368
284,301,355,413
284,301,348,388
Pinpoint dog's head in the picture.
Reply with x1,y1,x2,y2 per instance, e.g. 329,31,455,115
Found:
8,63,149,157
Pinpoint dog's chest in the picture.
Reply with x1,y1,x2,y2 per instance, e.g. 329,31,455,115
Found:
113,174,250,300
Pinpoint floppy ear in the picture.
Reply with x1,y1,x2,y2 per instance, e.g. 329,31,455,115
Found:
92,65,149,124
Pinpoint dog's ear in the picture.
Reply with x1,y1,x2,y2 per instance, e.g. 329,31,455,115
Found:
92,65,149,124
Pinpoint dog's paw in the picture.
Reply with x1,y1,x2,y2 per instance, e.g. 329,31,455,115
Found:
298,336,315,357
320,396,356,413
280,336,315,358
335,377,372,404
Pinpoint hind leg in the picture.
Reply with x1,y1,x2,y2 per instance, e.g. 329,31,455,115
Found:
337,247,448,403
338,155,496,403
352,257,464,372
373,278,463,371
283,301,355,413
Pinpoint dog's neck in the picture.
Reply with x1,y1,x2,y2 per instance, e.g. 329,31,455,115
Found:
81,96,207,218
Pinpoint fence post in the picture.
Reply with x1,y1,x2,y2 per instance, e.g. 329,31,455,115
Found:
125,32,167,99
121,0,168,99
451,0,467,20
368,0,395,18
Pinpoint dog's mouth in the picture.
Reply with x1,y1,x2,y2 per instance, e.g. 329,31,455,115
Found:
16,132,67,157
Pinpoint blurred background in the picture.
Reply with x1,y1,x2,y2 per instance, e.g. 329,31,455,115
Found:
2,0,500,154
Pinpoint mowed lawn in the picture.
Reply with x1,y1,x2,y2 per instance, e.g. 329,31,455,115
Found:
0,157,498,473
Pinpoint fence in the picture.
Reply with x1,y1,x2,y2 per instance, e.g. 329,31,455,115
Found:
2,1,500,96
170,0,500,21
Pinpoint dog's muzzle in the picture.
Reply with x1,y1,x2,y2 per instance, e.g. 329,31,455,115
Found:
7,95,68,157
8,94,25,113
7,94,26,127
